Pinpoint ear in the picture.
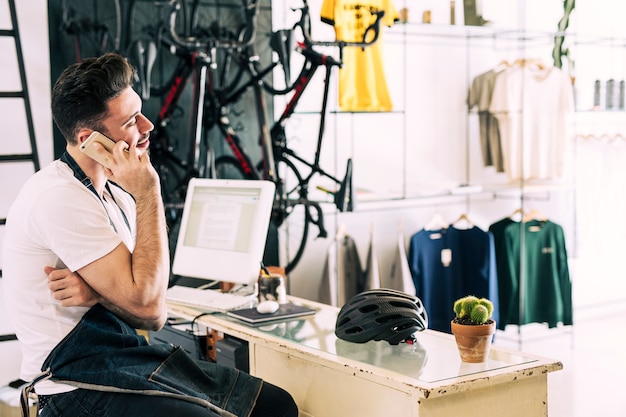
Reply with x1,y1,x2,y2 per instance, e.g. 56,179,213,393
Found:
77,128,94,145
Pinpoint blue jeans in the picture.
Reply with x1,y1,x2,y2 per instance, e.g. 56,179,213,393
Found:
39,381,297,417
29,305,292,417
40,389,221,417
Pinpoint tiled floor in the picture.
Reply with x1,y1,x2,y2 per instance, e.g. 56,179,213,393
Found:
1,280,624,416
493,303,625,417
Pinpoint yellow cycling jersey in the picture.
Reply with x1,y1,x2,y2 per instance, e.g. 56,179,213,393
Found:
320,0,399,112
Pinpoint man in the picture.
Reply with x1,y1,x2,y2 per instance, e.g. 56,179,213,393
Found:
2,53,297,417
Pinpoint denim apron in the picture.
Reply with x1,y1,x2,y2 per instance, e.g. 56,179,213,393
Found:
21,304,262,417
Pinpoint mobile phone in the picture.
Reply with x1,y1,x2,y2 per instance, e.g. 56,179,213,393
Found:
79,131,117,168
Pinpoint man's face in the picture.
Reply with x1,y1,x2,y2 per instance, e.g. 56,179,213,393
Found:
100,86,153,154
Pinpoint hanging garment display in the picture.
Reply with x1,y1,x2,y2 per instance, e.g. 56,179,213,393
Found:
469,60,574,180
320,0,399,112
408,222,499,333
487,215,517,328
489,216,573,329
387,227,416,295
488,60,574,180
319,226,364,307
364,224,381,290
467,66,506,172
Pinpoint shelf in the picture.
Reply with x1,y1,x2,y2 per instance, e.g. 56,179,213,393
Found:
386,22,568,45
387,22,626,46
345,182,575,213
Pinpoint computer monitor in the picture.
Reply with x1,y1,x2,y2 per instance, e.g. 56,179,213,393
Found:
171,178,276,286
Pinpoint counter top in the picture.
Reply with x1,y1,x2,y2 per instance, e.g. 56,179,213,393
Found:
168,296,562,401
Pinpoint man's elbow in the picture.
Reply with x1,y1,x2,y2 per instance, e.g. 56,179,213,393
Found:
135,303,168,331
145,313,167,332
104,299,168,331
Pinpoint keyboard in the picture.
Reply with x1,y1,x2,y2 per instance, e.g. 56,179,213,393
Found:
166,285,256,313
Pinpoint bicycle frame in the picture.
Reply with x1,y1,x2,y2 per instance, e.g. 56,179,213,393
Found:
219,0,384,212
217,39,348,207
271,43,343,190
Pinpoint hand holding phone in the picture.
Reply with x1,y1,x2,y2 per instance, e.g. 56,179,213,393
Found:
79,131,121,169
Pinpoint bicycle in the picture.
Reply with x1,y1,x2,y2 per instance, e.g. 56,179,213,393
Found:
211,0,385,271
135,0,383,272
121,0,264,257
58,0,122,64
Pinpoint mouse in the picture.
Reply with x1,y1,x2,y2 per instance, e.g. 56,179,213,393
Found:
256,300,280,315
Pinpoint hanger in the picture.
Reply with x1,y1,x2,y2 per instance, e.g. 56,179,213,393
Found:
497,59,510,67
336,223,347,240
451,213,474,230
509,208,524,221
494,60,511,72
512,58,546,70
522,208,547,223
424,213,447,231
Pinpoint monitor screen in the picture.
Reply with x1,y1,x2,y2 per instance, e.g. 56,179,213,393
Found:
171,178,275,286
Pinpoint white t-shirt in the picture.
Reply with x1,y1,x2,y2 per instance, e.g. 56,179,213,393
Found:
489,65,574,181
2,160,136,395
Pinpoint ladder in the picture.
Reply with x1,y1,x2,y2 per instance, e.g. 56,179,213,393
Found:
1,0,40,342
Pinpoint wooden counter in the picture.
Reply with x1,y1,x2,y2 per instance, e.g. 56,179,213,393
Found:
168,298,562,417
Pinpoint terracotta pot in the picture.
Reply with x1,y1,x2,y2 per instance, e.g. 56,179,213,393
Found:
450,320,496,363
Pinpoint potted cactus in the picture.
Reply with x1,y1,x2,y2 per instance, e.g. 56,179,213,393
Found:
450,295,496,363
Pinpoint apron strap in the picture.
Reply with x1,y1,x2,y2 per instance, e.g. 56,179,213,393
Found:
20,369,52,417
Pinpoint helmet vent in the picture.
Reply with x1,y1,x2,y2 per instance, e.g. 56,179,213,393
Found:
345,326,364,335
359,304,379,314
389,300,413,309
376,314,401,324
336,317,351,327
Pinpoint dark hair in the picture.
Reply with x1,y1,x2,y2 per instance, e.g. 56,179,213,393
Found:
51,53,136,145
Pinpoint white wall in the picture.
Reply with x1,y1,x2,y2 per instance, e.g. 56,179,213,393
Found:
0,0,53,272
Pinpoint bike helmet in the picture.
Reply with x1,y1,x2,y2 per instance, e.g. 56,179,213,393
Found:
335,289,428,345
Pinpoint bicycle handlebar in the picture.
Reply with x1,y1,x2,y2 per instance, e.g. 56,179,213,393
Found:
164,0,259,51
295,0,385,49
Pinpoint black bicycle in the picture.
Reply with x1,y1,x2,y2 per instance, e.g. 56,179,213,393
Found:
210,0,384,271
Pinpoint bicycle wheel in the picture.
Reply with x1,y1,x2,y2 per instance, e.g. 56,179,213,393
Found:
271,157,314,273
259,4,310,95
156,158,186,285
189,2,246,92
215,154,316,272
214,155,247,180
256,17,309,96
151,142,189,251
125,0,189,98
59,0,121,64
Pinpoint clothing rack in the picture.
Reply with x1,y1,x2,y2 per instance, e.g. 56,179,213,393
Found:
408,209,574,348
